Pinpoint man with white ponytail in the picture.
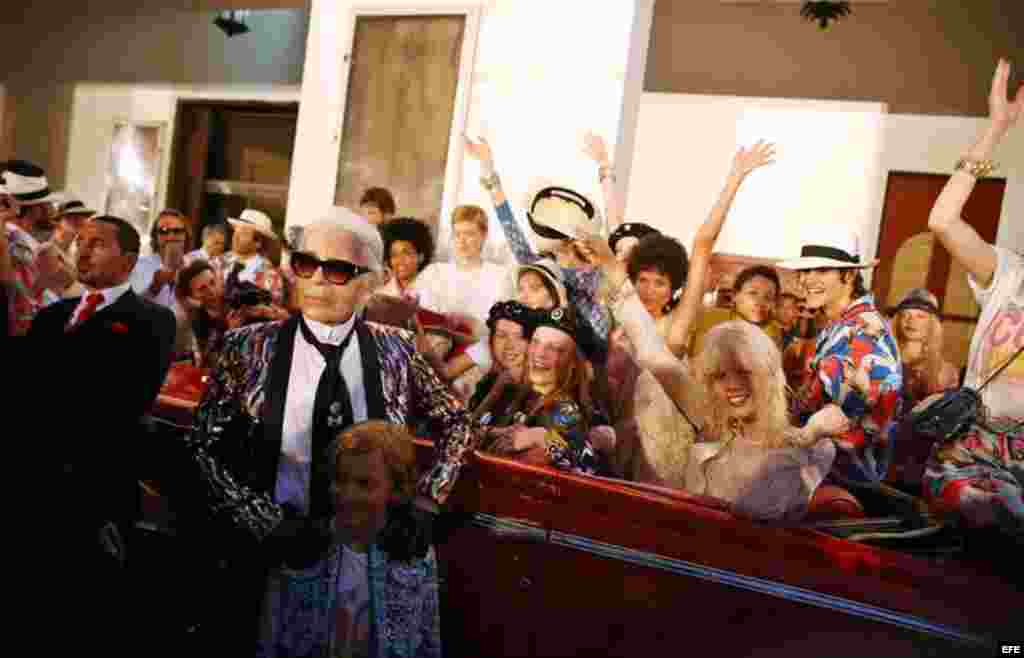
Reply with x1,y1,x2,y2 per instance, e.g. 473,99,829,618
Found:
179,206,478,653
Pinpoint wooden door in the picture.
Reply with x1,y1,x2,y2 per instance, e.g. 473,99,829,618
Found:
873,172,1005,367
334,14,466,231
168,104,212,249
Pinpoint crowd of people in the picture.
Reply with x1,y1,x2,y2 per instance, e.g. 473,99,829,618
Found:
2,58,1021,655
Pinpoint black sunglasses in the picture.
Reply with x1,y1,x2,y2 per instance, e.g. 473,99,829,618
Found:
291,251,371,285
157,227,187,235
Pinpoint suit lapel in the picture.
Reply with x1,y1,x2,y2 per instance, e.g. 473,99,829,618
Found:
262,315,298,447
356,318,386,420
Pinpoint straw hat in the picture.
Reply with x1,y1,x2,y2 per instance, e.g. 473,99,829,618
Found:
777,229,878,270
228,209,279,241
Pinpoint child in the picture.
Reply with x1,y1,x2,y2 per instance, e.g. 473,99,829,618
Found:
259,421,441,658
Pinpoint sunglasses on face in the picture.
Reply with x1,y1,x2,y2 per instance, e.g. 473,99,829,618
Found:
157,227,187,235
291,251,371,285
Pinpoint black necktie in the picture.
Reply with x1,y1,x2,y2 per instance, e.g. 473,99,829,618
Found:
298,317,357,518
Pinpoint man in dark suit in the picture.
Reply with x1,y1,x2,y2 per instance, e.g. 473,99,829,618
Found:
29,215,175,650
179,207,478,652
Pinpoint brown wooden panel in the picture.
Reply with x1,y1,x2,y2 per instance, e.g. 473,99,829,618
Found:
0,89,14,162
334,14,465,230
873,172,1005,367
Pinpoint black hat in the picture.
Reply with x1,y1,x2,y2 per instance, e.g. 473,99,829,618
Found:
379,217,435,272
608,222,659,253
486,300,533,333
892,288,940,317
527,305,578,343
527,186,595,241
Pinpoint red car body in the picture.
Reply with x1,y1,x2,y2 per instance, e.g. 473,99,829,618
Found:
150,363,1020,656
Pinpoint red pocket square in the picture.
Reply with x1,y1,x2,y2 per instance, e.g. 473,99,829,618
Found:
110,322,130,334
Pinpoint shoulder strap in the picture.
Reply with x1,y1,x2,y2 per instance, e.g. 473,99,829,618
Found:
977,342,1024,394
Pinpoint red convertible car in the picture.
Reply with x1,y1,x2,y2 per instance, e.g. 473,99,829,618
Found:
144,363,1020,657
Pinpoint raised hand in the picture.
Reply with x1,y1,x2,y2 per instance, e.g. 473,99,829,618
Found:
582,131,610,166
463,134,495,167
989,58,1024,134
730,140,777,179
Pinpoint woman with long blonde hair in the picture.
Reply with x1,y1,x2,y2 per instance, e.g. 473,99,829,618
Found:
593,235,847,520
891,288,959,409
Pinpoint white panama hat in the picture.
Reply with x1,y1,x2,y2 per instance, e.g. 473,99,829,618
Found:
228,208,279,241
1,161,66,205
777,228,879,270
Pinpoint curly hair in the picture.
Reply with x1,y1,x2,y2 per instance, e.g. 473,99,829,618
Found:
626,233,688,293
733,265,781,296
324,420,431,562
175,258,214,305
380,216,435,273
359,187,396,216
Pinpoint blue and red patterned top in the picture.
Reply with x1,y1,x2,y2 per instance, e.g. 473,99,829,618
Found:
793,294,903,484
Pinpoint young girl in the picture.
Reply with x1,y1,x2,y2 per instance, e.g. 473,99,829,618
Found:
259,421,441,658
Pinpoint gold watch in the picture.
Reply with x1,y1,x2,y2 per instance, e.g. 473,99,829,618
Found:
955,158,996,178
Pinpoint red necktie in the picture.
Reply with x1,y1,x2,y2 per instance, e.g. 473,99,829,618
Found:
69,292,105,330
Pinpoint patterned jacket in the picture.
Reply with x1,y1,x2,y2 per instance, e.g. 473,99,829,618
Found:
258,543,442,658
793,294,903,484
921,404,1023,535
185,314,478,542
5,223,44,335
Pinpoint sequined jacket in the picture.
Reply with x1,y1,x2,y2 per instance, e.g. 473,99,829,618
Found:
185,314,478,542
257,544,442,658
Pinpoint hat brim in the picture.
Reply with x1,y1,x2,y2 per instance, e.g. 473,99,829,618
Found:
776,256,879,271
14,191,66,205
228,218,279,240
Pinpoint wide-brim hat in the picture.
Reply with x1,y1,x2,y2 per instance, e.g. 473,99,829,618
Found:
608,222,659,252
892,288,940,316
514,258,568,307
777,230,878,270
228,209,279,241
1,161,66,205
527,186,596,242
57,200,97,219
416,308,480,344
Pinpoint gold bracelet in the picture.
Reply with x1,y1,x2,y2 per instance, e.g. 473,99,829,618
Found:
954,158,997,178
543,429,570,452
480,172,501,191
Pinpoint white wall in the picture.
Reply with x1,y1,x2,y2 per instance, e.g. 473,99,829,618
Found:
882,114,1024,252
64,83,300,247
625,94,889,264
625,93,1024,268
287,0,650,260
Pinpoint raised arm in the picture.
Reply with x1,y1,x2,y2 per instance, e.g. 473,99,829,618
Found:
665,141,776,356
464,134,538,264
582,131,621,232
583,234,704,423
928,58,1022,289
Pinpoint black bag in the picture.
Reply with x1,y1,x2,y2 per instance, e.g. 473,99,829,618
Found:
909,344,1024,441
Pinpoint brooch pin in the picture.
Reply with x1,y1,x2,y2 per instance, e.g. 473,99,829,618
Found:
329,402,343,415
110,322,129,334
551,308,563,321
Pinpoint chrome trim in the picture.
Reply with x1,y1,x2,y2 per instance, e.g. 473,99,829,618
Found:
469,513,991,648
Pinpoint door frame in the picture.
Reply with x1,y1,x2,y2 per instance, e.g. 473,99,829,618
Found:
334,4,482,241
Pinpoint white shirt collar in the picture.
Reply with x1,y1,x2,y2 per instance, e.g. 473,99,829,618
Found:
301,312,357,346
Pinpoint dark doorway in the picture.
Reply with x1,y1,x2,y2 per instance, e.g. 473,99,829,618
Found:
167,100,299,265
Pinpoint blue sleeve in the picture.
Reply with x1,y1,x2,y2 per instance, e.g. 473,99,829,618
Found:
493,201,538,264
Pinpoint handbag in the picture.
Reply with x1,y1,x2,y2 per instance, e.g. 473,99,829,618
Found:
909,343,1024,441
